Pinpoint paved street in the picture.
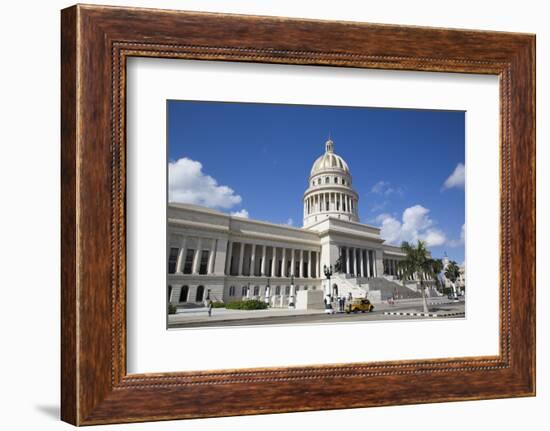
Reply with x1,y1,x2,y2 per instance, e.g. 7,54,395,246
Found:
168,297,465,329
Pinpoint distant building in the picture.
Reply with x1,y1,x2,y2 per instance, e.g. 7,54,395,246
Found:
167,138,439,308
442,254,466,294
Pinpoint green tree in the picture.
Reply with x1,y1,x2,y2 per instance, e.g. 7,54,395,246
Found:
444,260,461,297
398,240,436,313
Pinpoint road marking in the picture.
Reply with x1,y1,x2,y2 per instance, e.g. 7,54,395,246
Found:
383,311,465,318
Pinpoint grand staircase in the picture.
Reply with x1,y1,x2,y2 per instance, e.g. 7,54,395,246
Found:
332,273,424,303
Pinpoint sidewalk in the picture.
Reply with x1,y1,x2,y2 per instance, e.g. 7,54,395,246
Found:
168,307,327,325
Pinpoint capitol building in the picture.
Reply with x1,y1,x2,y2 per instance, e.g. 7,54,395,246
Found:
167,138,438,309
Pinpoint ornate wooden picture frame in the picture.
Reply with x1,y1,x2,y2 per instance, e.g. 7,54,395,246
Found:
61,4,535,425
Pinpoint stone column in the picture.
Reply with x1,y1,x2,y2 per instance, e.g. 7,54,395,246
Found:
360,249,365,277
225,241,233,275
176,237,187,274
375,249,384,277
208,239,216,274
238,242,245,276
299,250,304,278
270,246,275,276
290,249,295,276
281,247,286,277
260,245,266,276
308,250,312,278
346,247,350,274
353,248,357,276
192,238,202,274
365,249,371,278
318,251,321,278
250,243,256,276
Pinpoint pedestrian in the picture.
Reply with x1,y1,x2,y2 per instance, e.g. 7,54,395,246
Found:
207,300,213,317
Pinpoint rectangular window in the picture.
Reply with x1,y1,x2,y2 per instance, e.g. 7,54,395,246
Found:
168,248,179,274
199,250,209,275
183,249,194,274
241,286,247,296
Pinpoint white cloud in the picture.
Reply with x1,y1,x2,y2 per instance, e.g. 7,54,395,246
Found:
168,157,242,209
285,218,294,226
231,209,249,218
371,180,403,196
448,224,465,247
442,163,465,190
376,204,447,247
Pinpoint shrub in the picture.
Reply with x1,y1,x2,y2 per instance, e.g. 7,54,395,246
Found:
168,303,177,315
225,299,268,310
211,301,225,308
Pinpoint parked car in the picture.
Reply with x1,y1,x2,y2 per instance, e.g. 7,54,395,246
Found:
345,298,374,313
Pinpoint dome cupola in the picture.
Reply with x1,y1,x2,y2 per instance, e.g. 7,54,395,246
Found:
310,138,350,176
303,137,359,228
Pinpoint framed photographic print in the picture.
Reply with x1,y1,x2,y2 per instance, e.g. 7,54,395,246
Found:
61,4,535,425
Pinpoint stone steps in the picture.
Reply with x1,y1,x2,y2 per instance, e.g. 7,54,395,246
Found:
331,274,423,302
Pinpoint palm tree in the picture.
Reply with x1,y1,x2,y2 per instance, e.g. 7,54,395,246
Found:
444,260,461,297
398,240,435,313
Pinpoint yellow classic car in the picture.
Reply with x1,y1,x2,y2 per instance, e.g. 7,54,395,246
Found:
345,298,375,313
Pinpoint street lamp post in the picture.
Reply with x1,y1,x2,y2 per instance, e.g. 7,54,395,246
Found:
323,265,333,312
288,274,295,308
246,282,251,300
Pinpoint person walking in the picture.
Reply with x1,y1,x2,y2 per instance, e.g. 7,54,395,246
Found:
207,300,213,317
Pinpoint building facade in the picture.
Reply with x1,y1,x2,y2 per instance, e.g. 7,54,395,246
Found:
167,138,435,308
442,254,466,294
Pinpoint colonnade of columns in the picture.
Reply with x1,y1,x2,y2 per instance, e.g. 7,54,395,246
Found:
172,236,217,275
383,258,402,277
304,192,358,217
225,241,320,279
339,246,377,278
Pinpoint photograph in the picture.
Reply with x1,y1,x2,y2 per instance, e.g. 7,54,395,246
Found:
166,101,466,329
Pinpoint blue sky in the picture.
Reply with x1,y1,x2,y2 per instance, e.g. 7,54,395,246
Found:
167,100,465,263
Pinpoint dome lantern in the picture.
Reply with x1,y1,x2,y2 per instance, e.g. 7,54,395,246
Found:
325,138,334,153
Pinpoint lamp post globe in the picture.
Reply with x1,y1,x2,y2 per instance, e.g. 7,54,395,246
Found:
323,265,334,313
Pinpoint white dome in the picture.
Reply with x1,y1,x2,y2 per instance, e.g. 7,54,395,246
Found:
303,138,359,228
310,139,350,176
